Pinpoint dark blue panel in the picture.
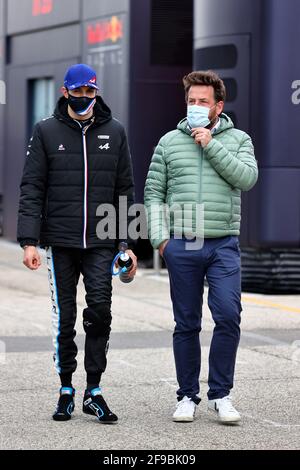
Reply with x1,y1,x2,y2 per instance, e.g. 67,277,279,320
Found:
260,0,300,167
258,169,300,246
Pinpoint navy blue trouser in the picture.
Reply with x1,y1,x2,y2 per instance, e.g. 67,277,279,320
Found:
163,236,242,403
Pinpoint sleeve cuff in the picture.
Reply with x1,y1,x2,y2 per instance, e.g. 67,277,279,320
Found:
19,239,38,248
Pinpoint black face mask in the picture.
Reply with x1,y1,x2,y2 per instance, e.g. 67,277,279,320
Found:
67,94,96,116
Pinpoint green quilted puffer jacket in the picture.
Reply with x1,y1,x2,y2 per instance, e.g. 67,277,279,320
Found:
144,113,258,249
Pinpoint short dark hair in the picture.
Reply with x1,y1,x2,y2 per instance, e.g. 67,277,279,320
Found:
183,70,226,102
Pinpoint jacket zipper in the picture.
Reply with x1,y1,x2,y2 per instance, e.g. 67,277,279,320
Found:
75,120,93,249
198,145,203,205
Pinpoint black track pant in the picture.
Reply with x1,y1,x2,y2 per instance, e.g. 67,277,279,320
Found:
46,246,115,385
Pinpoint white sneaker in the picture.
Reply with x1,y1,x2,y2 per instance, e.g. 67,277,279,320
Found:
208,395,241,423
173,396,196,422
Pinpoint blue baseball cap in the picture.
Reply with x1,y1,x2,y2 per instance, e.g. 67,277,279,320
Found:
64,64,99,90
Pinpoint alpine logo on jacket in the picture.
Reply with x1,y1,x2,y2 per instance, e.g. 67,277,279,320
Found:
58,144,66,151
99,143,110,151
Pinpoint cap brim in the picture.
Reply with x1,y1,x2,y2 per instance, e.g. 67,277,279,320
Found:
66,82,99,90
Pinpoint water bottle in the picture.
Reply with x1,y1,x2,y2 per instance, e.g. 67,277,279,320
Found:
111,242,134,283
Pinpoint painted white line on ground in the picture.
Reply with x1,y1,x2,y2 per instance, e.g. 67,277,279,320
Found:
242,331,288,346
243,413,300,428
160,378,177,389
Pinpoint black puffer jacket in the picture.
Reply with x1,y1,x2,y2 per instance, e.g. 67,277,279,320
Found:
17,96,135,249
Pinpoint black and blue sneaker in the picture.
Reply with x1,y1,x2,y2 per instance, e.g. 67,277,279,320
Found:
82,387,118,424
53,387,75,421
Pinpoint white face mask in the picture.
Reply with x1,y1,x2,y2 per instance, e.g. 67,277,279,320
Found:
187,104,216,128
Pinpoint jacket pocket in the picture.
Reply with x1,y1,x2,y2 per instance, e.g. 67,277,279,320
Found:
163,237,173,258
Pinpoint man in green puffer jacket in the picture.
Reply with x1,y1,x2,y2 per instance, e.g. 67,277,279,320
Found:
144,70,258,424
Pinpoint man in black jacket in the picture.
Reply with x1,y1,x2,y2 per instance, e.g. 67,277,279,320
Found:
17,64,137,423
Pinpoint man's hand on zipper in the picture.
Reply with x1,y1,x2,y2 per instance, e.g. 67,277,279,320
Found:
191,127,212,147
